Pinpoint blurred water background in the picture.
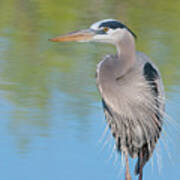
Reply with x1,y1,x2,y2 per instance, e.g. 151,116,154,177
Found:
0,0,179,179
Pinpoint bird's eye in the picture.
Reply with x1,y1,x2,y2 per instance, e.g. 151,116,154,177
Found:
103,27,109,32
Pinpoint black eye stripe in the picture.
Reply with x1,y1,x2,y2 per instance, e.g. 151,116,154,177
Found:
99,21,137,39
99,21,125,29
92,28,108,35
96,29,107,34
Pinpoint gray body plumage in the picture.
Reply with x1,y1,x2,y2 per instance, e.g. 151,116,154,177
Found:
96,51,164,173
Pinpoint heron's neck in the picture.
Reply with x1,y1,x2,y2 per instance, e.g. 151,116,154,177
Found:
115,33,136,76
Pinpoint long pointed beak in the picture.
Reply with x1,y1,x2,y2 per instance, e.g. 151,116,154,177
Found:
48,29,95,42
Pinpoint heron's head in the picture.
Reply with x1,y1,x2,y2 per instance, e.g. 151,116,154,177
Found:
49,19,136,45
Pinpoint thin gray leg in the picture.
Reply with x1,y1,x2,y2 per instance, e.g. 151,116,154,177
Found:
125,151,131,180
138,151,143,180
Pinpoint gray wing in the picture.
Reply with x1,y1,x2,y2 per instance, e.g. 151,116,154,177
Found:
135,52,165,175
136,51,165,101
136,52,165,130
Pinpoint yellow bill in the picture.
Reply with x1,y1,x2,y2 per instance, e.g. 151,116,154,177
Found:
48,29,95,42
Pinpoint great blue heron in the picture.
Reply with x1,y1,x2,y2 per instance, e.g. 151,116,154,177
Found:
49,19,165,180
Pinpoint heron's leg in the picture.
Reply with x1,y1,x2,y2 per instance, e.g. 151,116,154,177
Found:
125,151,131,180
138,151,143,180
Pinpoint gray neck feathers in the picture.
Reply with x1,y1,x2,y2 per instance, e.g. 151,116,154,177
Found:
115,31,136,77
